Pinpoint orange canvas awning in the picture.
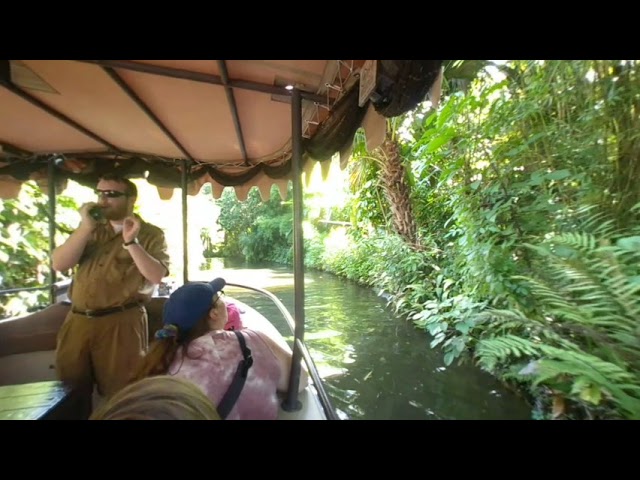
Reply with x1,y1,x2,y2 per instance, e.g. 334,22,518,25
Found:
0,60,443,199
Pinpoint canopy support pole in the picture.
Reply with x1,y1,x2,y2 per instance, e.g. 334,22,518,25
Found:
47,157,57,304
282,87,304,412
181,159,190,285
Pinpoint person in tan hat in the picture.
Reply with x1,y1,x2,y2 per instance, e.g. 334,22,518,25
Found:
53,173,170,402
131,277,308,420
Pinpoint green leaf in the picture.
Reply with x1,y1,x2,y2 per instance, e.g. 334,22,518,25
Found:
437,101,455,129
424,111,438,127
426,128,455,152
546,169,571,181
617,236,640,251
579,384,602,405
453,338,466,354
455,322,470,335
553,244,578,259
426,322,443,336
529,170,546,186
444,351,455,366
430,334,445,348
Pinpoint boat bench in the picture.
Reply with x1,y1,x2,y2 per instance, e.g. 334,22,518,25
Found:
0,380,90,420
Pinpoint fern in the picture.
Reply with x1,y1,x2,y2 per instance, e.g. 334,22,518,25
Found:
536,345,634,383
477,333,640,418
534,347,640,419
476,335,544,371
474,207,640,419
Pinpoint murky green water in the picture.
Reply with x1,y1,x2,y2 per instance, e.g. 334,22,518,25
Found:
193,258,532,420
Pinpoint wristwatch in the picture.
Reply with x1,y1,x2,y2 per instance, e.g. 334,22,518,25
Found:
123,238,139,249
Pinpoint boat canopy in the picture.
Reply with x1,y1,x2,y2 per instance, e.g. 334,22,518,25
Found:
0,60,443,201
0,60,446,418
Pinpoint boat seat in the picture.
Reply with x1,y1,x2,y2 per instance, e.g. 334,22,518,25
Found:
0,298,167,358
0,302,70,357
0,380,90,420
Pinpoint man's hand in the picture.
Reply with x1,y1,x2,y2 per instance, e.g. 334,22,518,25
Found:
78,202,99,232
52,203,97,272
122,217,167,284
122,216,141,243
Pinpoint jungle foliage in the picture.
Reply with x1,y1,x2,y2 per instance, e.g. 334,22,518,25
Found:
0,183,79,318
6,61,640,419
216,60,640,419
216,184,294,264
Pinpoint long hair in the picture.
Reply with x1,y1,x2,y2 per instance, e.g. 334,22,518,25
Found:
90,375,220,420
130,314,211,383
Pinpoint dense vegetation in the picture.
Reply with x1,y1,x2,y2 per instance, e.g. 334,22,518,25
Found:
215,61,640,419
3,60,639,419
0,183,79,317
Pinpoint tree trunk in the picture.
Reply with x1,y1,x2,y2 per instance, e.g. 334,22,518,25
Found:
378,132,418,246
611,62,640,225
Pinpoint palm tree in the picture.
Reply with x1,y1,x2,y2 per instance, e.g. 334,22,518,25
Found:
349,120,418,247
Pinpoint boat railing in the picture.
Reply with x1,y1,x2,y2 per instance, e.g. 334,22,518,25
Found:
0,279,71,298
226,282,340,420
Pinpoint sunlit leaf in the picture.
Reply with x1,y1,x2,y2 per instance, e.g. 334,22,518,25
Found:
579,384,602,405
426,128,455,153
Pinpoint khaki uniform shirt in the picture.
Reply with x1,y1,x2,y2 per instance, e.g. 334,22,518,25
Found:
68,216,170,311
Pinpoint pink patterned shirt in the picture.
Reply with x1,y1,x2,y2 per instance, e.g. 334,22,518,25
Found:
168,329,281,420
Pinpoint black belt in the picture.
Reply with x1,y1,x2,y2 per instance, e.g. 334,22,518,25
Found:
71,302,142,318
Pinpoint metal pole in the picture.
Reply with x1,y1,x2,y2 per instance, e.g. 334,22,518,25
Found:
282,87,304,412
181,159,189,285
47,157,56,304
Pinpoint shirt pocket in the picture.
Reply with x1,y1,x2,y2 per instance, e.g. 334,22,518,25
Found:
113,247,135,269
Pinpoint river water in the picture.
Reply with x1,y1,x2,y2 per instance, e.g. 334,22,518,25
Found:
193,258,532,420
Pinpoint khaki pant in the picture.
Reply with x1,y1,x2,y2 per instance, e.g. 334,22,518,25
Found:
55,306,148,399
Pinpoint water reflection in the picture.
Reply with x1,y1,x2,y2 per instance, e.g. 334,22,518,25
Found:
195,258,531,420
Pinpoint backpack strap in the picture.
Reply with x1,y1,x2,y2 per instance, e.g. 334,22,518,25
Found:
217,331,253,419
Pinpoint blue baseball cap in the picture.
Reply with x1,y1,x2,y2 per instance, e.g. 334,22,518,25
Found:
162,277,226,333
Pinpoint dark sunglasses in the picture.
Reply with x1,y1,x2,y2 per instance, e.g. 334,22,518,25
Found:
212,291,225,307
95,189,129,198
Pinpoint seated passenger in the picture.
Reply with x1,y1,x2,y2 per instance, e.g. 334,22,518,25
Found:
89,375,220,420
131,278,308,420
